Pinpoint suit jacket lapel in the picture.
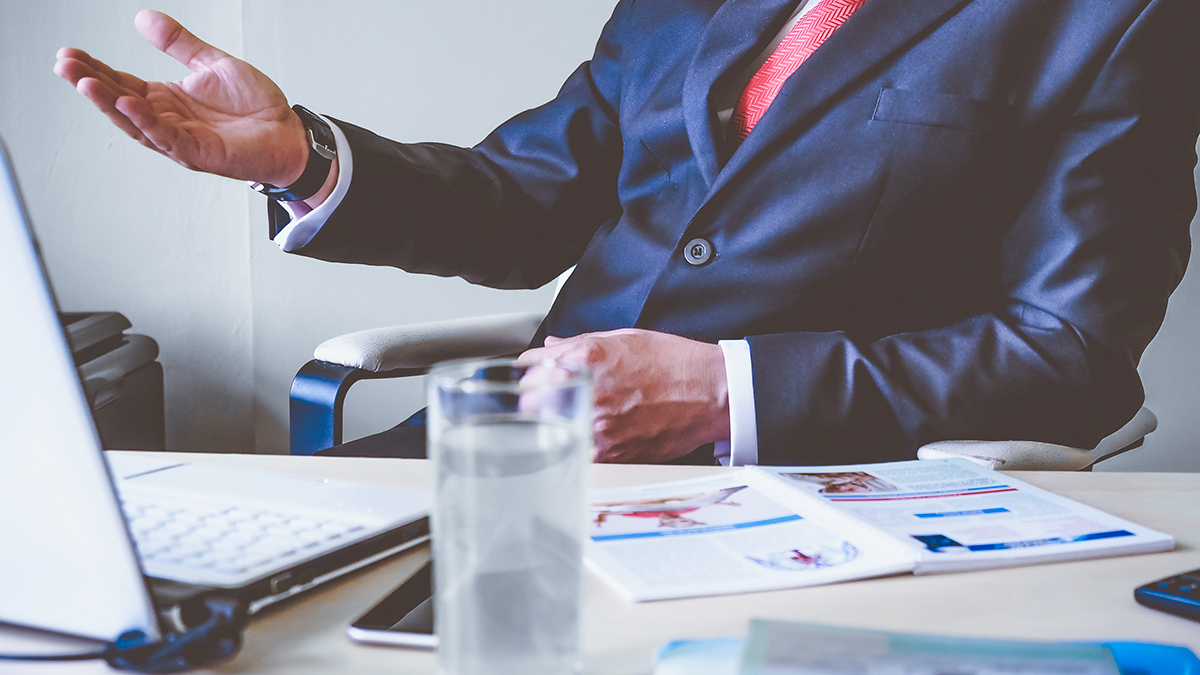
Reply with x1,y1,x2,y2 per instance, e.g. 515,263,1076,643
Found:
682,0,801,187
708,0,974,198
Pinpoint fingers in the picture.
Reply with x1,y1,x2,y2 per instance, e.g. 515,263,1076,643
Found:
522,330,638,365
135,9,229,72
55,46,154,145
521,332,609,368
55,47,148,96
75,77,151,145
518,342,580,368
517,343,554,364
115,95,200,169
54,48,98,85
66,66,193,164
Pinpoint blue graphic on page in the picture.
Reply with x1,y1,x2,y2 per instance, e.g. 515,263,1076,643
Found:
914,530,1134,553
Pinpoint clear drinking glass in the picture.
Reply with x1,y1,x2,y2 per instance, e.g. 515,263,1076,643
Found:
428,358,593,675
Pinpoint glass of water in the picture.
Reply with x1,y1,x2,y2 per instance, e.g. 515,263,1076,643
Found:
427,357,593,675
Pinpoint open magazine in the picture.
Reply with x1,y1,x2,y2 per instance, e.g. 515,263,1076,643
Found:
586,458,1173,601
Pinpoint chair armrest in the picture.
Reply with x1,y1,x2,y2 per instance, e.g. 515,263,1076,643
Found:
290,360,423,455
290,311,545,455
916,407,1158,471
313,311,545,372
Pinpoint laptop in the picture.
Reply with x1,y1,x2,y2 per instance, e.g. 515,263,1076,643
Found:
0,138,429,646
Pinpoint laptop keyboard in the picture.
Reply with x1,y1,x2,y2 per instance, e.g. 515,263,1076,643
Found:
121,496,369,584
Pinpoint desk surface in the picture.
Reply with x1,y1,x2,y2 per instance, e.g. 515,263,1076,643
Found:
4,453,1199,674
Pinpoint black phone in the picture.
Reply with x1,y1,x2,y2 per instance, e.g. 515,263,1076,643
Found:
1134,567,1200,622
347,560,436,648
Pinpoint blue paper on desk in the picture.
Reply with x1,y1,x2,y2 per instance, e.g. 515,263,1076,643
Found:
653,621,1199,675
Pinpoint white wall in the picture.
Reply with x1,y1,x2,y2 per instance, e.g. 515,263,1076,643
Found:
0,0,255,454
3,1,1198,469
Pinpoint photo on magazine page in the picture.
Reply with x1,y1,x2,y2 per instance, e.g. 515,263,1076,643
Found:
585,474,916,601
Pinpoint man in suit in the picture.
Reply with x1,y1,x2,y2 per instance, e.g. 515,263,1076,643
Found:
56,0,1199,465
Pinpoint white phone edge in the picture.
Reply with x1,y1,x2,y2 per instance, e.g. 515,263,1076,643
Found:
346,625,437,649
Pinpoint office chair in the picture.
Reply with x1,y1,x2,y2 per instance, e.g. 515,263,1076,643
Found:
289,274,1156,468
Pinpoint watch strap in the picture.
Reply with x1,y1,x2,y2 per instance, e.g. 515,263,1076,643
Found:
250,105,336,202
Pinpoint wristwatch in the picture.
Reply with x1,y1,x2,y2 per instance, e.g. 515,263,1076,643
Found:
249,105,336,202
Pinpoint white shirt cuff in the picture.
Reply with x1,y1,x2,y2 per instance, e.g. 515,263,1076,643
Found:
272,117,354,252
717,339,758,466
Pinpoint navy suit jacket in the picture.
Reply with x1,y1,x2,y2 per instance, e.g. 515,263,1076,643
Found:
285,0,1200,465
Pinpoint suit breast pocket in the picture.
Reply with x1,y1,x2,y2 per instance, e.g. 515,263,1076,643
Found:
871,87,1009,135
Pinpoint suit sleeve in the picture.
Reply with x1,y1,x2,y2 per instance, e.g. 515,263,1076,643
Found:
284,2,632,291
750,0,1199,464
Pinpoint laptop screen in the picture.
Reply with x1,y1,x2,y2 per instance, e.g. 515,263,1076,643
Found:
0,140,161,641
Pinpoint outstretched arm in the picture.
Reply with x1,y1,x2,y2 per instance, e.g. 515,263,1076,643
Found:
54,10,333,203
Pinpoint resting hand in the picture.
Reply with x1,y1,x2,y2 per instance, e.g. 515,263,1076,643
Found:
54,10,308,187
520,329,731,463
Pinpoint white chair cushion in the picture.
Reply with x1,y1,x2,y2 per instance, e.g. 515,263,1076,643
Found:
917,407,1157,471
314,312,545,372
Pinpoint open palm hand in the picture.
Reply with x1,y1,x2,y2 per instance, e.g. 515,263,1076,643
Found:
55,10,307,186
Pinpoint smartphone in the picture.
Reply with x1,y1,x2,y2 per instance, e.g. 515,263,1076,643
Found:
1134,567,1200,622
347,560,436,648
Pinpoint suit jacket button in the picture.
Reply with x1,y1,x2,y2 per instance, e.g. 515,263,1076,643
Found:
684,238,714,266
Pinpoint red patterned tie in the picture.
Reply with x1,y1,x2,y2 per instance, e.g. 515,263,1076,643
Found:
729,0,868,141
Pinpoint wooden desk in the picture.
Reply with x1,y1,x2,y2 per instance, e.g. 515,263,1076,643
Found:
4,453,1198,674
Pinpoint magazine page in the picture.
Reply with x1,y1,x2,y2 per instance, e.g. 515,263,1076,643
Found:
585,470,917,602
753,458,1173,573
